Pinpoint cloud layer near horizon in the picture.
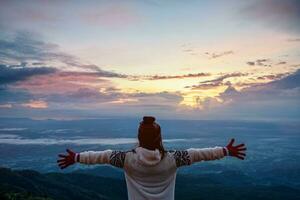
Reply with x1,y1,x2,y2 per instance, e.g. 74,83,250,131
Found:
0,31,299,120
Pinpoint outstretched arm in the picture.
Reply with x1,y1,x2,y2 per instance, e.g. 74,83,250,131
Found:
173,138,246,167
57,149,126,170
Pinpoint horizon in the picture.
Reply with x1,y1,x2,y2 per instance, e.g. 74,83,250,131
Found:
1,116,300,122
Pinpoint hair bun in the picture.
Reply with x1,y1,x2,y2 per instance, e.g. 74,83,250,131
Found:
143,116,155,124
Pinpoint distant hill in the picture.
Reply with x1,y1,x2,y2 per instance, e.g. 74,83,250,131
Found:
0,168,127,200
1,167,300,200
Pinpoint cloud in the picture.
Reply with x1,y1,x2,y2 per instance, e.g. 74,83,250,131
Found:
246,59,271,66
0,104,12,108
240,0,300,33
0,64,56,85
269,69,300,89
287,38,300,42
200,72,247,84
141,72,211,80
21,100,48,109
178,69,299,119
11,71,117,96
182,70,300,119
0,32,70,63
0,135,202,145
194,96,223,110
185,82,225,90
276,61,287,65
0,32,128,77
256,73,289,81
204,51,234,59
222,70,300,101
246,61,255,66
256,59,270,66
185,72,248,90
0,128,27,132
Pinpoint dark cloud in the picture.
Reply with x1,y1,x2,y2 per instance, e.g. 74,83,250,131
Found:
142,72,211,80
0,32,70,63
200,72,248,84
185,82,225,90
0,32,128,78
246,59,271,66
185,72,247,90
0,64,56,85
205,51,234,59
256,73,289,80
256,59,270,66
58,70,128,79
241,0,300,33
269,69,300,89
287,38,300,42
201,69,300,119
186,71,291,91
246,61,255,66
219,69,300,103
276,61,287,65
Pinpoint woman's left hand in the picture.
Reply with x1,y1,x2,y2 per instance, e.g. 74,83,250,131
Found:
225,138,247,160
57,149,76,169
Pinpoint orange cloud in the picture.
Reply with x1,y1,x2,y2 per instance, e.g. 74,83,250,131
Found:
22,100,48,109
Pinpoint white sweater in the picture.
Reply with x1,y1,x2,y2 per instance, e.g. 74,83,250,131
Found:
77,146,226,200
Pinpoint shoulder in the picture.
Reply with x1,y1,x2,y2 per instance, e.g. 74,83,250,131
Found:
109,150,133,168
167,150,191,167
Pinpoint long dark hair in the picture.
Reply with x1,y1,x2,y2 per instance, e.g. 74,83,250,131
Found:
138,116,165,159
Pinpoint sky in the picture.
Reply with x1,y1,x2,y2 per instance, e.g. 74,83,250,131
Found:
0,0,299,120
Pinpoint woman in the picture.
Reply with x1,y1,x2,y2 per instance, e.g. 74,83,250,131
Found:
57,116,246,200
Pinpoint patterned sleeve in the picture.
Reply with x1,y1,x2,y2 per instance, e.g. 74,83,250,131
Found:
109,150,126,168
171,150,191,167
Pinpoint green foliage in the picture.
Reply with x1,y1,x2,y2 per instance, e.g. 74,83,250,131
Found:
0,191,53,200
1,167,300,200
0,168,126,200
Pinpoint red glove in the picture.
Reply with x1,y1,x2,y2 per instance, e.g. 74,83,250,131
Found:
223,138,246,160
57,149,78,169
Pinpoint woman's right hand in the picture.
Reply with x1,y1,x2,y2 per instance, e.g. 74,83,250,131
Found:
225,138,246,160
57,149,76,169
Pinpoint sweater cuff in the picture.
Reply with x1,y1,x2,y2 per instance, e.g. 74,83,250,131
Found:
75,153,80,162
223,147,229,156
